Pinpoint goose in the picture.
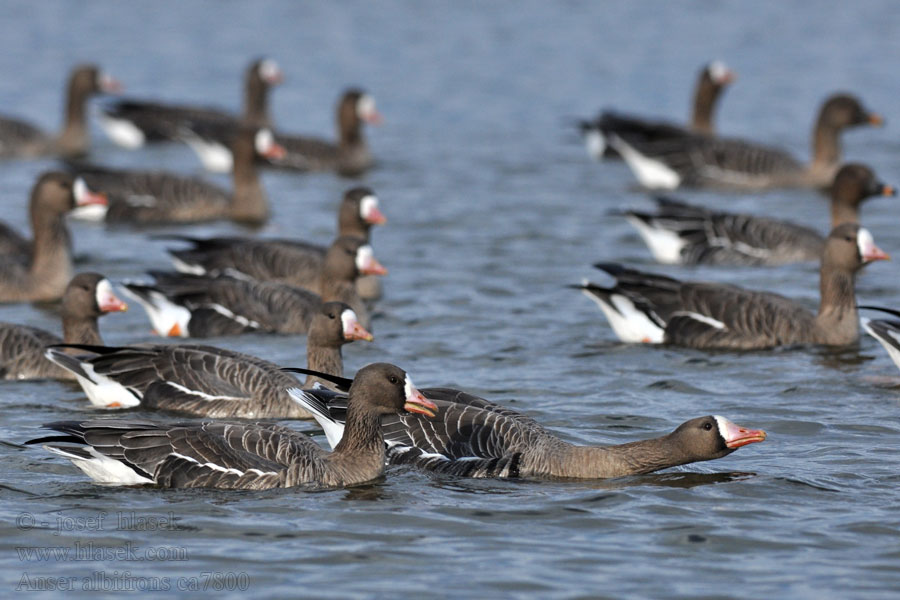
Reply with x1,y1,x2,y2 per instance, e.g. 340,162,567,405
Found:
0,172,108,303
185,89,382,175
576,223,887,349
0,273,127,380
44,301,371,413
0,64,120,159
27,363,437,489
99,57,282,149
69,128,285,226
608,93,882,190
624,164,895,265
164,186,386,298
580,61,735,160
288,369,766,479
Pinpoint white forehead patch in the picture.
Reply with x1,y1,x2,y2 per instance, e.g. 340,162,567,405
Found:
713,415,731,437
255,129,274,154
340,308,358,332
708,60,730,83
95,279,114,306
73,177,89,203
259,59,281,81
359,195,379,220
857,227,875,258
403,375,417,401
355,244,374,271
357,94,376,119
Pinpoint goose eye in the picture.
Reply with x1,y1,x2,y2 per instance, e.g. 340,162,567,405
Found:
388,375,399,385
327,312,336,319
703,422,713,431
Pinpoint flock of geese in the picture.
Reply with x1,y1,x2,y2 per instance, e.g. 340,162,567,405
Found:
9,58,894,491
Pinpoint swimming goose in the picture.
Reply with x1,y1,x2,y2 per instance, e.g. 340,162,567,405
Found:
44,301,371,413
123,236,385,337
0,172,108,303
289,370,766,479
0,273,127,380
0,64,120,159
99,58,282,149
608,93,882,190
625,164,895,265
165,187,386,297
28,363,436,489
576,223,887,349
580,61,735,160
70,128,284,226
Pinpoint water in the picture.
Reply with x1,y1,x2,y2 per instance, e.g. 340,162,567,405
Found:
1,1,899,598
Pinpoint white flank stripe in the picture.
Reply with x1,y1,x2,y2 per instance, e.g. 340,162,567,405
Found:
164,381,242,402
206,303,261,330
673,311,726,330
171,256,207,276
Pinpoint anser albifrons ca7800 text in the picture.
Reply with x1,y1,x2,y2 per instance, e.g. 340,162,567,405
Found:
609,93,882,190
0,172,107,303
0,64,120,159
45,301,371,413
580,61,735,159
576,223,888,349
123,237,384,337
71,128,284,226
99,58,282,149
165,186,386,297
28,363,436,489
624,164,895,265
290,370,766,479
0,273,126,380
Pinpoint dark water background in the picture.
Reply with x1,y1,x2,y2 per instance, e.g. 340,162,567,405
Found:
1,1,899,598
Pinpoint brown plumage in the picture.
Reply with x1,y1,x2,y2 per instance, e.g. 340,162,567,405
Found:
29,363,437,489
0,65,119,159
297,377,766,479
73,128,284,226
625,163,896,266
0,172,107,302
0,273,127,380
578,223,888,349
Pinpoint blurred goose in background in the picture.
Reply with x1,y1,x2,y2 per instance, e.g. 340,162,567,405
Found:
164,186,387,299
0,273,126,380
290,369,766,479
624,164,895,265
122,236,386,337
0,172,107,303
576,223,888,349
27,363,437,489
608,93,882,190
580,61,735,159
0,64,120,159
99,57,282,149
70,128,284,225
184,88,382,175
45,301,372,412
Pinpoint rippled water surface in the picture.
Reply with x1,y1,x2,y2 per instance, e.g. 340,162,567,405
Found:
1,1,900,598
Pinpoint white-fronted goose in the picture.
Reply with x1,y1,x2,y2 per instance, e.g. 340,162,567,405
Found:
123,236,385,337
0,172,108,303
44,301,371,412
625,164,895,265
266,88,381,176
166,187,386,298
99,58,282,149
28,363,437,489
70,128,284,226
290,370,765,479
0,273,127,380
576,223,887,349
580,61,735,159
0,65,120,159
608,93,882,190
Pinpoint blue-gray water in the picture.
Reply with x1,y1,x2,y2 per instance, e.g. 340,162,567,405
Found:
1,1,900,598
